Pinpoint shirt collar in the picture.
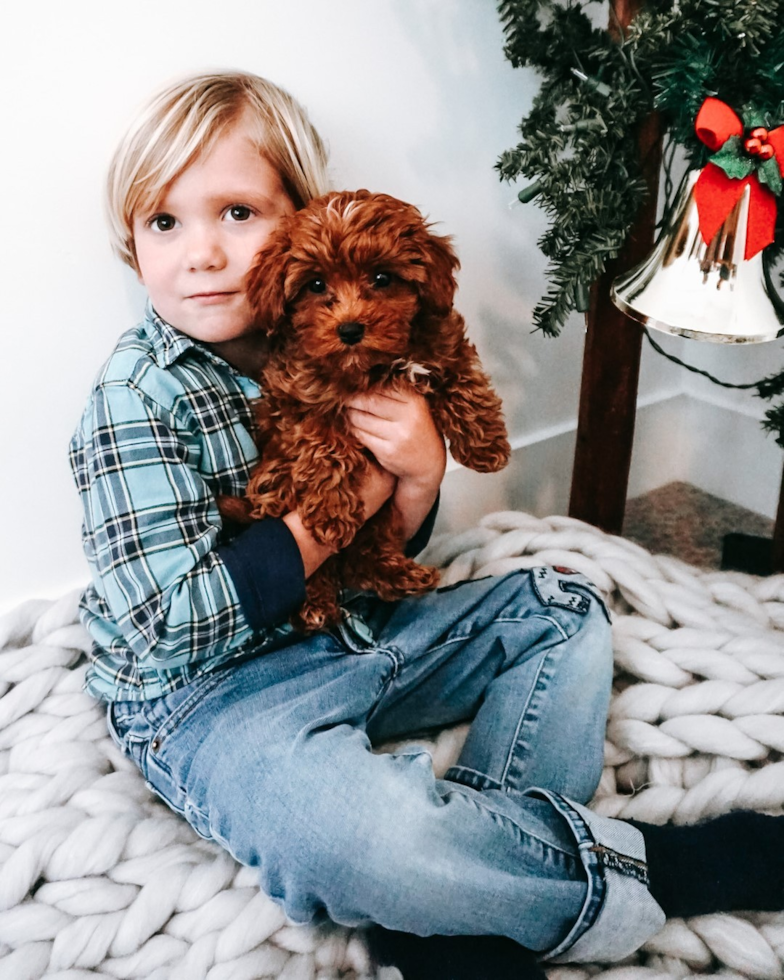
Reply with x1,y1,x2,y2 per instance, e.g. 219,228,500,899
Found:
142,302,245,375
143,303,199,368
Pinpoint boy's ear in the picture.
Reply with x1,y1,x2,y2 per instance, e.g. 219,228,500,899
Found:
245,227,292,334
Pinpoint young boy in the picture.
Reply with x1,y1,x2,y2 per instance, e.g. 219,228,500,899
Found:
71,70,784,980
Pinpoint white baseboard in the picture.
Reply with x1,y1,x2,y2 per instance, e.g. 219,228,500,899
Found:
435,392,782,535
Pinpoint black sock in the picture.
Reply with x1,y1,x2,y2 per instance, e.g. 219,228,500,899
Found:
366,927,546,980
629,811,784,918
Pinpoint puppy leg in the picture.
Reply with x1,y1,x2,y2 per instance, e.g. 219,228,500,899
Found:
283,429,368,551
432,342,511,473
293,559,343,633
346,509,439,599
298,481,366,552
215,494,254,525
246,456,298,519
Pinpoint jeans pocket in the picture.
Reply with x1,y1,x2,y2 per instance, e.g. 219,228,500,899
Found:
148,668,234,756
531,566,611,623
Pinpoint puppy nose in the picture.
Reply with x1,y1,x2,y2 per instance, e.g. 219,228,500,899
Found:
337,322,365,345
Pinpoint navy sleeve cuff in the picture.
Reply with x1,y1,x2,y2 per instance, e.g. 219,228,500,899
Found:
404,493,440,558
217,518,306,632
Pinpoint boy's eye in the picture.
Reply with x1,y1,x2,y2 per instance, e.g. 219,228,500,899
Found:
372,271,393,288
227,205,252,222
150,213,176,232
307,278,327,294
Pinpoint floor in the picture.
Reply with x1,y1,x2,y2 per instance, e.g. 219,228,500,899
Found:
623,481,774,571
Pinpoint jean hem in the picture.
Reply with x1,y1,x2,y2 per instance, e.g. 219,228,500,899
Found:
530,790,666,963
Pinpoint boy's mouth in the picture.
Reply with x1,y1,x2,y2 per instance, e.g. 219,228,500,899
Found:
187,291,239,305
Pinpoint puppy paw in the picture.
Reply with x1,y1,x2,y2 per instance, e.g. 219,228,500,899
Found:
298,604,342,633
451,435,511,473
308,515,364,550
215,494,254,524
364,562,440,600
403,563,440,595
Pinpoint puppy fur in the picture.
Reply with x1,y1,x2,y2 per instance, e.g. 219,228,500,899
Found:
219,190,510,632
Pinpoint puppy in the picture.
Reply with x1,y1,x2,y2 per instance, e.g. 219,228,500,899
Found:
219,190,510,631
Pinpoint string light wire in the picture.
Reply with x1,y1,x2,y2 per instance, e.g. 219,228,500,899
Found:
643,329,762,389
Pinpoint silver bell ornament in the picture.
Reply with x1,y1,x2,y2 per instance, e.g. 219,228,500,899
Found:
611,170,784,344
612,97,784,344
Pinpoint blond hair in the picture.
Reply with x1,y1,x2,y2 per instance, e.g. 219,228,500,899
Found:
107,71,330,271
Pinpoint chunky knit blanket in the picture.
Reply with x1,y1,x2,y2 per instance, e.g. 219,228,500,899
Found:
2,511,784,980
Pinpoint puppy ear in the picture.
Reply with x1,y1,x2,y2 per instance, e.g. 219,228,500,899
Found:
245,224,292,335
415,230,460,318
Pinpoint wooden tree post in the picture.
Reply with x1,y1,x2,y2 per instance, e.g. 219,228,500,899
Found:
771,462,784,571
568,0,663,534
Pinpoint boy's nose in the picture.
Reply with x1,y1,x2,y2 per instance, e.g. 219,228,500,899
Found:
186,229,227,270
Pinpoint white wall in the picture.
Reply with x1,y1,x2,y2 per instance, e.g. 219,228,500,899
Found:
2,0,775,616
634,332,784,519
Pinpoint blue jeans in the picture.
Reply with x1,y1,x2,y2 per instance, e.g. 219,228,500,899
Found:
106,569,665,961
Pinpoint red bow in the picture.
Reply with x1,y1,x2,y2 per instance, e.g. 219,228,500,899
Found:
693,97,784,259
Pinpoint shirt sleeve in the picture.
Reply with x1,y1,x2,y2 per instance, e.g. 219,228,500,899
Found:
217,518,306,633
404,493,440,558
81,381,298,668
217,493,436,632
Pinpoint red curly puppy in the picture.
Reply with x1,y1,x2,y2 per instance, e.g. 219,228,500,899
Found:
219,190,510,631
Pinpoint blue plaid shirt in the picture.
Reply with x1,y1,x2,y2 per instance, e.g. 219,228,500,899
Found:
71,307,437,703
70,307,306,701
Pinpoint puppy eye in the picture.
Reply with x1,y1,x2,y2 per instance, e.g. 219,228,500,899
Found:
307,278,327,293
372,272,393,288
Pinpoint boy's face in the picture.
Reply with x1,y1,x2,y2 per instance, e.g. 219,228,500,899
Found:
133,123,295,346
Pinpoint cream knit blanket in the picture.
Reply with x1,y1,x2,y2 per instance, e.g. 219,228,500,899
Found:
2,511,784,980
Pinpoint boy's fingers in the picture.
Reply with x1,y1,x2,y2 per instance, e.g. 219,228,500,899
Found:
346,408,393,438
350,428,390,456
345,390,407,416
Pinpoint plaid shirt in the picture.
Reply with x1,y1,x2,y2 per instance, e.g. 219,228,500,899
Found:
70,307,292,701
72,307,437,703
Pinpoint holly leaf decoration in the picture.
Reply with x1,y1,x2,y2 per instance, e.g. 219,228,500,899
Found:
710,135,755,180
758,156,783,195
741,106,767,130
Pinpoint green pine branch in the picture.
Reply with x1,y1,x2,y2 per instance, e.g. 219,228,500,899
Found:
496,0,784,442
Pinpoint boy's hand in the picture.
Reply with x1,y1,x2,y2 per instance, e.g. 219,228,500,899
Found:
346,389,446,541
346,389,446,487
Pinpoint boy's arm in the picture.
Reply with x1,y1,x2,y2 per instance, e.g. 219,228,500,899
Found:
217,462,395,634
77,382,305,668
403,491,440,557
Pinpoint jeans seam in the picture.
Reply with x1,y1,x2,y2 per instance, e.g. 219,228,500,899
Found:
530,790,608,958
455,785,581,862
445,764,503,791
499,647,552,787
374,645,403,677
403,614,569,662
151,668,232,753
364,649,404,727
